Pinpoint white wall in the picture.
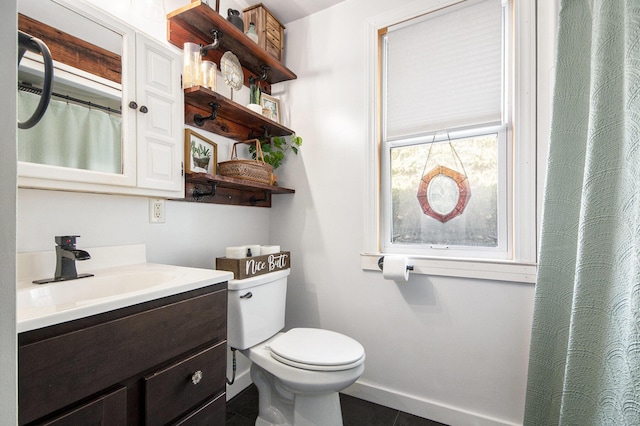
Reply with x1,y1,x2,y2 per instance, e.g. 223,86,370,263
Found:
266,0,551,425
1,0,17,423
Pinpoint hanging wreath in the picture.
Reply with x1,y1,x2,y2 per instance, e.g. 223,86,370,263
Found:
416,134,471,223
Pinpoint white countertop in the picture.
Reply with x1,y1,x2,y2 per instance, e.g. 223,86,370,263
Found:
17,244,233,333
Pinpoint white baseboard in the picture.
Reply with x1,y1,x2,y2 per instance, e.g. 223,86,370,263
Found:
226,367,253,401
224,368,522,426
343,379,522,426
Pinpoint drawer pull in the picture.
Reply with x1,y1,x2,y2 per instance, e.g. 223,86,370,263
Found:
191,370,203,385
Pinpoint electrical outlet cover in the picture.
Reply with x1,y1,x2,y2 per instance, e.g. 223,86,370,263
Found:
149,198,165,223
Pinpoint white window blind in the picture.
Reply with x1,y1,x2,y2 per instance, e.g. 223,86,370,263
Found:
383,0,504,139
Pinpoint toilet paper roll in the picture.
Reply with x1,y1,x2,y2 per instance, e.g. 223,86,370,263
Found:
226,246,246,259
382,255,410,281
260,245,280,255
246,245,261,257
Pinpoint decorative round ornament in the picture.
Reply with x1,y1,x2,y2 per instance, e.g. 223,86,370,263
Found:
416,165,471,223
221,51,243,91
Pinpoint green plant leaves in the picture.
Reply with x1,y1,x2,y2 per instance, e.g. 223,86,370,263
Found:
247,133,302,170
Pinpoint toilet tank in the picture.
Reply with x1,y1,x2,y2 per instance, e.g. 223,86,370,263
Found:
227,269,290,349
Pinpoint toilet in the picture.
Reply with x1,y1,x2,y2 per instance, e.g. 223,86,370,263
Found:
227,269,365,426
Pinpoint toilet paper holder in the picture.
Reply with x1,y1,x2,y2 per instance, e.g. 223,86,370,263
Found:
377,256,414,271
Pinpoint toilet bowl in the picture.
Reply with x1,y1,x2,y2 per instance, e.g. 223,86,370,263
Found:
227,269,365,426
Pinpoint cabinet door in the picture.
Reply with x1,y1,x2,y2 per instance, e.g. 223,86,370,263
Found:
172,393,225,426
135,32,184,193
35,387,126,426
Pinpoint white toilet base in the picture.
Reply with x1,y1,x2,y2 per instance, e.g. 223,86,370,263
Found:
251,364,344,426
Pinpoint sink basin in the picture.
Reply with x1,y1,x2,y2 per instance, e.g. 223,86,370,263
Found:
18,271,178,309
16,263,233,333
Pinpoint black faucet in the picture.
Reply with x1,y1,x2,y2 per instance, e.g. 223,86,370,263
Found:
33,235,94,284
55,235,92,280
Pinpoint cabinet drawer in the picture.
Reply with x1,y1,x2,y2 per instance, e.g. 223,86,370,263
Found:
35,386,126,426
266,40,281,61
172,393,225,426
265,15,281,43
145,341,226,426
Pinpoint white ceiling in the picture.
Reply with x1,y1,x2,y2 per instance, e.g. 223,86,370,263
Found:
241,0,346,25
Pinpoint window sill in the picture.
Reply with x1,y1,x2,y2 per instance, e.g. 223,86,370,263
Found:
361,253,537,284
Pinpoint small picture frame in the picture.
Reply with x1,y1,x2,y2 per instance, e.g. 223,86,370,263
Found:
260,94,281,124
185,128,217,175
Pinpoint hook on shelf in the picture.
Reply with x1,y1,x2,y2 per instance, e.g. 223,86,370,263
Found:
200,30,222,57
193,183,217,201
248,126,271,141
250,190,269,205
249,65,270,84
194,102,221,127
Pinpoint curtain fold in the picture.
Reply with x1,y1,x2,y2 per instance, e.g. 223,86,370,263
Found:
524,0,640,425
17,91,122,174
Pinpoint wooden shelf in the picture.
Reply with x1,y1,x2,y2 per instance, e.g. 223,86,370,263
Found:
167,1,297,92
184,86,294,140
166,2,298,207
177,173,294,207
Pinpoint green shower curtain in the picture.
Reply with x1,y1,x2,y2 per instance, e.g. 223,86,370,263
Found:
524,0,640,425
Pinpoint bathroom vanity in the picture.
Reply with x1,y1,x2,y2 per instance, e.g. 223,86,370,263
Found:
16,246,233,425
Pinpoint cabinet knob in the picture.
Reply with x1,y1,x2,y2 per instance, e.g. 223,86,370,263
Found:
128,101,138,109
139,105,149,113
191,370,203,385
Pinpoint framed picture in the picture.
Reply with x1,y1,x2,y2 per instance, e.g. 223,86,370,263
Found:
261,94,281,124
185,128,217,175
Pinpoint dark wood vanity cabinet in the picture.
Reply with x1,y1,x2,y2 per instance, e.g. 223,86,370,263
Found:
18,283,228,425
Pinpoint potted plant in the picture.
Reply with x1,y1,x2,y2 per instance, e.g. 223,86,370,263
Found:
246,81,263,114
191,141,211,170
248,133,303,183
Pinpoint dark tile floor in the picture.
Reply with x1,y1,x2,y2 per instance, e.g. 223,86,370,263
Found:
226,384,448,426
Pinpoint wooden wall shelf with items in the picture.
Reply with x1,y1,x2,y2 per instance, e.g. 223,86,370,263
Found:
167,2,298,208
182,173,294,208
184,86,294,140
166,0,297,93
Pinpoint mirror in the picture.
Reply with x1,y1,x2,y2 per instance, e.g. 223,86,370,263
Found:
17,0,134,186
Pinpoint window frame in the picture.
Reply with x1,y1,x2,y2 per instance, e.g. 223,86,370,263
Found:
362,0,538,283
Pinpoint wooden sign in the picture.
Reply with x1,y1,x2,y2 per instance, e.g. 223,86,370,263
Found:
216,251,290,279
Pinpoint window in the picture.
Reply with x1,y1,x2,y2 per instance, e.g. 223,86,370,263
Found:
367,0,537,280
384,126,507,257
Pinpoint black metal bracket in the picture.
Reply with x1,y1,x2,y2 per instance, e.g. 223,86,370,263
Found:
248,65,270,84
248,126,270,141
193,183,217,201
194,102,221,127
250,190,269,205
200,30,222,56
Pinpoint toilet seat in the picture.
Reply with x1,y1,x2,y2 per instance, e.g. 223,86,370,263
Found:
268,328,365,371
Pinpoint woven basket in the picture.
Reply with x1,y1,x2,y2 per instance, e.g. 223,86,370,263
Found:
218,139,274,185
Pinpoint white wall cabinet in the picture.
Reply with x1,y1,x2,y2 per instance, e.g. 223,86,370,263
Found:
17,0,184,198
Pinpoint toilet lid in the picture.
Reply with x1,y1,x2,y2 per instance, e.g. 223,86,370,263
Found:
268,328,365,371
